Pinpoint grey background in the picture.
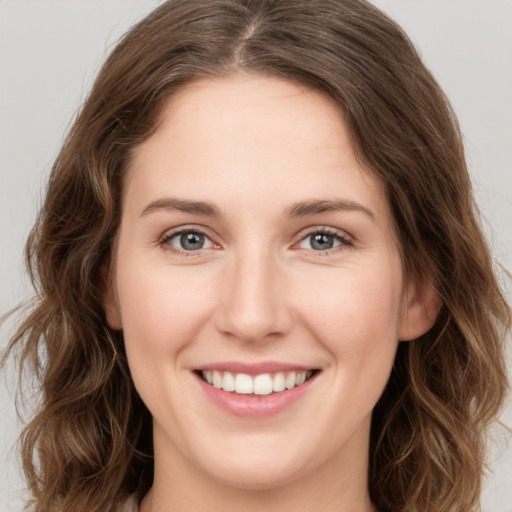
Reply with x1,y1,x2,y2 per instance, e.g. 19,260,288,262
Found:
1,1,511,510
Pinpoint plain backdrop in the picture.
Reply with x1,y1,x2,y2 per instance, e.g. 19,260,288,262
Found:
1,1,511,510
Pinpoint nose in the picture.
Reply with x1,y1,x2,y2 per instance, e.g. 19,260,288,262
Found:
214,248,293,344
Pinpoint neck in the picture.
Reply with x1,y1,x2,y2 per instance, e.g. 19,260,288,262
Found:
141,425,375,512
142,485,375,512
141,475,375,512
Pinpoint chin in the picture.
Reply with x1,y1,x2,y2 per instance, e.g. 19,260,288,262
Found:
208,461,306,491
190,436,321,491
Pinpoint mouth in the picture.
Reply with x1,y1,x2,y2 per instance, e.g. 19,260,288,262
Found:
196,369,319,396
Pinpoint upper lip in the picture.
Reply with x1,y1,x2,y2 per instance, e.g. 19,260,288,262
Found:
195,361,318,375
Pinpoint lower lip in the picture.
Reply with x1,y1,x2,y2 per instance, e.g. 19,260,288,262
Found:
194,373,318,418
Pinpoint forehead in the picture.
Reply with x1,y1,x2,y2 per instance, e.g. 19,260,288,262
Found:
125,74,391,225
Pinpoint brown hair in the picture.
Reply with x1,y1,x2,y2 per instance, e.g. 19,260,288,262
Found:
3,1,510,511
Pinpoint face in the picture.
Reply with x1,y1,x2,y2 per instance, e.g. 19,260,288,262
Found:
105,75,436,493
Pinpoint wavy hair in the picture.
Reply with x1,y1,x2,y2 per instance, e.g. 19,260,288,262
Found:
3,1,510,511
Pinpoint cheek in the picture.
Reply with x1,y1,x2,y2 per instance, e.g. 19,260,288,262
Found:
302,269,401,337
115,260,216,356
295,261,403,376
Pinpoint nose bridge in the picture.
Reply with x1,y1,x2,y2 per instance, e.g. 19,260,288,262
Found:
215,242,290,343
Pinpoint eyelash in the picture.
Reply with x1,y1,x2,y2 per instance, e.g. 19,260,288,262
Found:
296,226,353,255
159,227,217,257
158,226,353,256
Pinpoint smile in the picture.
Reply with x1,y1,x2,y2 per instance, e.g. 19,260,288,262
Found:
200,370,315,395
194,363,321,417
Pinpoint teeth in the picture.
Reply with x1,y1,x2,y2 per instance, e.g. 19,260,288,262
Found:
296,371,306,385
285,372,297,389
222,371,235,392
201,370,313,395
272,372,286,392
254,374,273,395
235,373,253,394
212,370,222,389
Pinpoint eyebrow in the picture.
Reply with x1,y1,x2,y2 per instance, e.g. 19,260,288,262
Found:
140,198,222,217
140,197,376,222
284,199,376,222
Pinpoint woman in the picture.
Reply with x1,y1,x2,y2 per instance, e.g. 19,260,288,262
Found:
2,1,510,511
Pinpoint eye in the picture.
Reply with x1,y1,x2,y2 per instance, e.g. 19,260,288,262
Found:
297,229,352,252
162,229,215,252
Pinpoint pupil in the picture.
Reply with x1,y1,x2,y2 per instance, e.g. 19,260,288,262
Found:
311,233,334,250
181,232,204,250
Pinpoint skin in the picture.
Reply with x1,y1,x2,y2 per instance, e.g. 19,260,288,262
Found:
103,75,439,512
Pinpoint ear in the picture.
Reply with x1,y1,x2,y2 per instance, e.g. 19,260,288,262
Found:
398,274,442,341
99,260,122,330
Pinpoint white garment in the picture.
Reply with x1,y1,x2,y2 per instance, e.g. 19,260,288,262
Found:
118,495,139,512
